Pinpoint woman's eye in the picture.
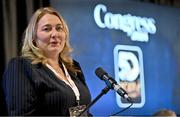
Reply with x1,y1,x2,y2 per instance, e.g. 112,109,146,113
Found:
43,27,52,32
56,26,63,32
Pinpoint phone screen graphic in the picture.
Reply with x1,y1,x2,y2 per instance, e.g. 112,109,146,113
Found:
114,45,145,108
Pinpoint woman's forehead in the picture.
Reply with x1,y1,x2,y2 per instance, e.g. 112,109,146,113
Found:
38,14,62,26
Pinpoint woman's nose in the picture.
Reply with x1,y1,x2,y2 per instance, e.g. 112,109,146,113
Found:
51,29,58,38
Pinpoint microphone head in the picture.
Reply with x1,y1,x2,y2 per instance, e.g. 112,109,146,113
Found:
95,67,108,80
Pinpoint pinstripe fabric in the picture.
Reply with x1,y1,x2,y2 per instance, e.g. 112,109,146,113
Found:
2,57,91,116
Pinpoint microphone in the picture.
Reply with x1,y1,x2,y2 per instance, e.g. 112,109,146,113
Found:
95,67,132,102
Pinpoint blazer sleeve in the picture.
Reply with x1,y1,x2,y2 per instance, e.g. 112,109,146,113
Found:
2,57,38,115
73,60,87,85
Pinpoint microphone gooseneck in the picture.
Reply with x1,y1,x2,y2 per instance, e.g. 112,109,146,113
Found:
95,67,132,102
79,67,133,116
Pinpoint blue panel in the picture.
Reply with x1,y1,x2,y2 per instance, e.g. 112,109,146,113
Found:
51,0,180,116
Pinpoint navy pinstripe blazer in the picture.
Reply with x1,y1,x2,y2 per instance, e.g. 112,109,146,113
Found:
2,57,91,116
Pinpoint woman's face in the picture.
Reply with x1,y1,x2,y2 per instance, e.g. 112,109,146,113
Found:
36,14,66,58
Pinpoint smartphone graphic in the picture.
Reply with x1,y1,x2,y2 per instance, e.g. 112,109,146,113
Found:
114,45,145,108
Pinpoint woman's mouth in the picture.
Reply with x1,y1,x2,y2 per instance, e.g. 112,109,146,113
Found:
50,42,59,46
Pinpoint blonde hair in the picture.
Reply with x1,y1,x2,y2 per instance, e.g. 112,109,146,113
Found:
21,7,78,74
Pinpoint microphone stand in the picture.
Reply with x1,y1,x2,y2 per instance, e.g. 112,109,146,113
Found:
78,86,110,116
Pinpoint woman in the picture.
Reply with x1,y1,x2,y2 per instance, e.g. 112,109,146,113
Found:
2,7,91,116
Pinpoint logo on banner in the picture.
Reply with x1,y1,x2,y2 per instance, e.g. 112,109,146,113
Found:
94,4,157,42
114,45,145,108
